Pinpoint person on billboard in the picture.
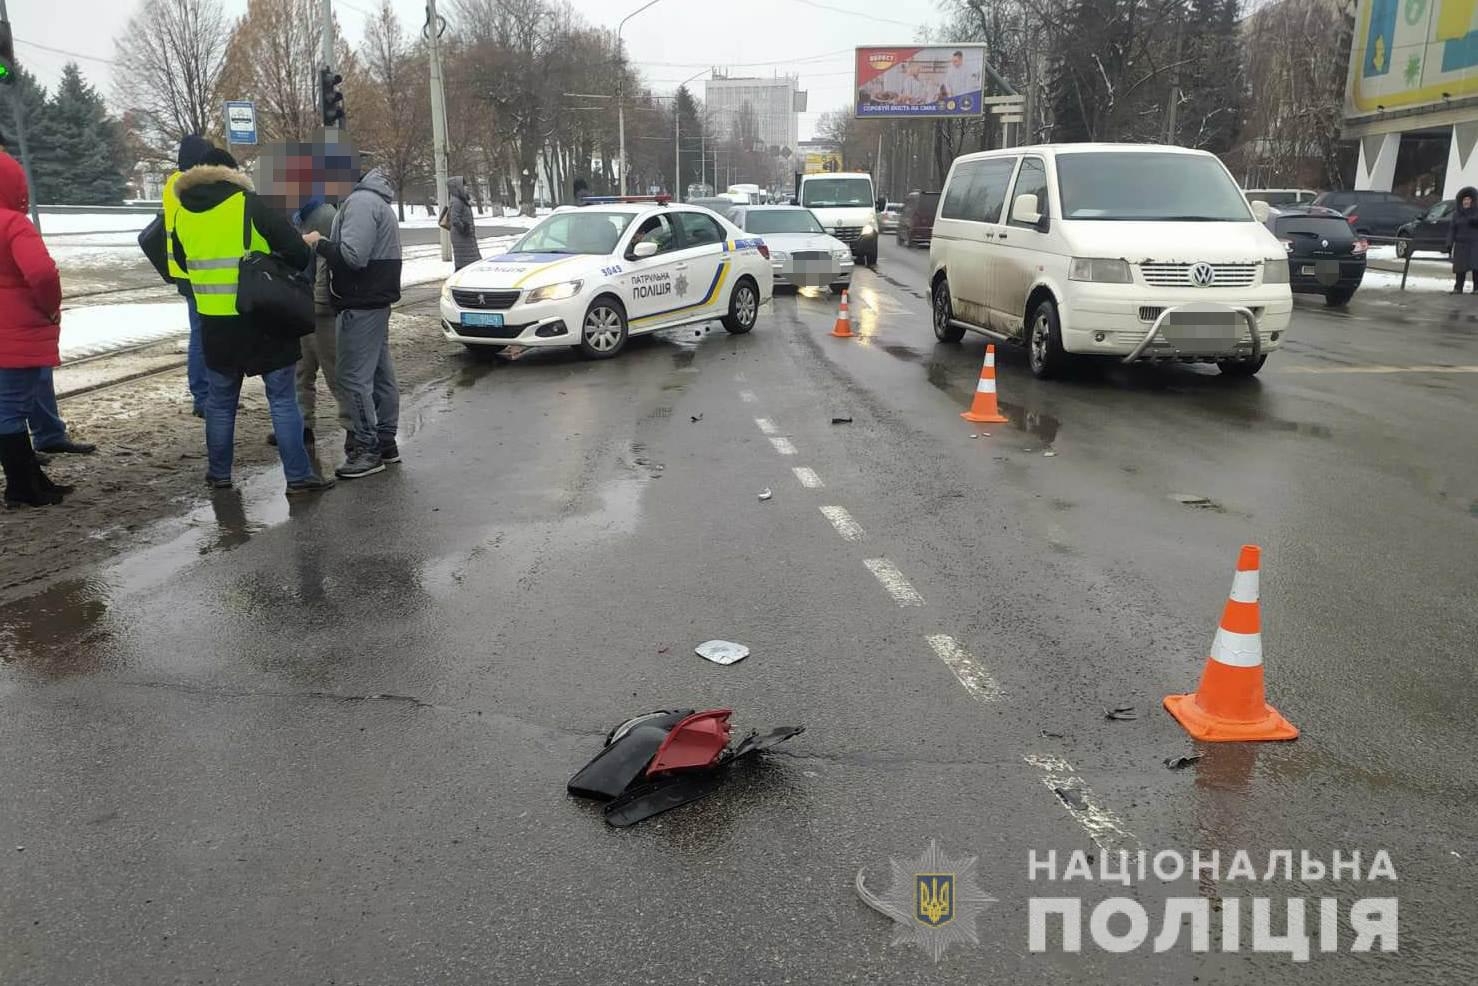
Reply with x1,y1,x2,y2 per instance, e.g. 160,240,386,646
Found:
901,62,935,106
943,50,978,99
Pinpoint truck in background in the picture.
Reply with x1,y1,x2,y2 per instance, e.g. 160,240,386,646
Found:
792,171,882,266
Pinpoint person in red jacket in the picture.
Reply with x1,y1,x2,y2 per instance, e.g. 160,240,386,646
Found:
0,150,71,507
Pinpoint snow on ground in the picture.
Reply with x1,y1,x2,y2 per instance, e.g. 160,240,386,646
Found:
58,235,519,361
60,302,190,360
37,212,155,235
48,232,149,271
1360,268,1456,292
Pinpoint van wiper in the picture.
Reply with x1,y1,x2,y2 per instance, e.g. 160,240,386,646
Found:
1160,215,1228,221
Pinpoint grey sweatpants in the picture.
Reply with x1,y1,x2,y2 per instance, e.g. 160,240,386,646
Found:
336,307,399,454
298,314,350,431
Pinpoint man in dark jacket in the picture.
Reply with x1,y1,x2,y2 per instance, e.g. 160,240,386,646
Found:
448,176,481,271
1449,186,1478,293
305,166,403,479
170,149,335,496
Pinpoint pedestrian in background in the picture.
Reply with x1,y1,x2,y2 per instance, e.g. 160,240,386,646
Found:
0,151,72,507
306,165,403,479
162,134,214,417
1449,186,1478,294
448,176,481,271
170,148,335,496
287,188,349,447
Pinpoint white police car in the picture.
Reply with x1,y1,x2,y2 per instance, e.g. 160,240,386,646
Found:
439,198,773,359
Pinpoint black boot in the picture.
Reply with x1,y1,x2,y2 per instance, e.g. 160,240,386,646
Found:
1,433,64,508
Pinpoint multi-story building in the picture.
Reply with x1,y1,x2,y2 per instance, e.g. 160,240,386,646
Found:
705,73,800,159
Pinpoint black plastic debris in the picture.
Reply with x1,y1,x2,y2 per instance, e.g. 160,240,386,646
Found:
1053,787,1088,811
1163,754,1204,770
691,414,703,423
831,416,853,424
568,708,804,827
1104,705,1139,721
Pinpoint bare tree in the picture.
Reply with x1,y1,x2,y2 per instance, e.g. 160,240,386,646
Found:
217,0,325,143
114,0,232,151
355,0,432,220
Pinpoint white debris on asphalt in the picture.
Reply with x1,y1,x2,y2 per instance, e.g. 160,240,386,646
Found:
695,640,750,665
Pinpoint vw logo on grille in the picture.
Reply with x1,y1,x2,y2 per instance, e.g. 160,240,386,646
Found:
1188,262,1216,287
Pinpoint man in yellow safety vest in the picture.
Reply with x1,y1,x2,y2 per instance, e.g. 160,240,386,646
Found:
162,135,213,417
169,147,335,497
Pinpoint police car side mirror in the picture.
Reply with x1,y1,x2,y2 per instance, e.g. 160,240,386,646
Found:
632,240,659,259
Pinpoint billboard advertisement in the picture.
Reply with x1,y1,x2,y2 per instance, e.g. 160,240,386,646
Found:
855,46,985,118
1346,0,1478,118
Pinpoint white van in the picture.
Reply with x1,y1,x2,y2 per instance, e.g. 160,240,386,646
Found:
928,144,1293,378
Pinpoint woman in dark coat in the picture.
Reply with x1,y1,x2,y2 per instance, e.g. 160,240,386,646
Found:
448,176,481,271
1448,186,1478,293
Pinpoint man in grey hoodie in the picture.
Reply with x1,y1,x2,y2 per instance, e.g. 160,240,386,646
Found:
305,166,403,479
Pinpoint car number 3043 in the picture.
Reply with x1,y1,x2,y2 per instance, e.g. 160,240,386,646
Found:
601,265,623,276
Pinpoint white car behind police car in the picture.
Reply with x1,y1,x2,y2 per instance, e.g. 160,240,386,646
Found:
439,200,773,359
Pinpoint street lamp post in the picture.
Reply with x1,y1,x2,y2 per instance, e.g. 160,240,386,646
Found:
617,0,664,196
674,68,707,202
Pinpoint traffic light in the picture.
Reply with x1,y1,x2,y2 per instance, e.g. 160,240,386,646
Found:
320,67,345,127
0,22,16,86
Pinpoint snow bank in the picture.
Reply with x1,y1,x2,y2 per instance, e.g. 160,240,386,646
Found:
38,213,155,235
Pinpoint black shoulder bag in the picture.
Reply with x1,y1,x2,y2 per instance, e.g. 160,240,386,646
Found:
235,198,315,337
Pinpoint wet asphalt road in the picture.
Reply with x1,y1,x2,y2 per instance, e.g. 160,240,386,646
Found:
2,239,1475,984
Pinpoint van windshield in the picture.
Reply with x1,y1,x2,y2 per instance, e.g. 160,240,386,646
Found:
802,178,874,208
1056,153,1251,222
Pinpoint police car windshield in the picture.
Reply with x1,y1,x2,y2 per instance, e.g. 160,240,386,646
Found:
801,179,873,208
511,212,634,255
743,210,824,235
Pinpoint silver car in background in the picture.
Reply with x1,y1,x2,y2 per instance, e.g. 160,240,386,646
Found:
731,205,854,294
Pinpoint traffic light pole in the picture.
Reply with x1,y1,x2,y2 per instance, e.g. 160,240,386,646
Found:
0,1,41,230
425,0,450,260
320,0,335,118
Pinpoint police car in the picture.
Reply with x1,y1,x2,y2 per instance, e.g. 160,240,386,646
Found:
439,197,773,359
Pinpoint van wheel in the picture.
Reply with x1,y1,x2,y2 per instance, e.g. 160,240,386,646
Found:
1217,356,1267,378
1027,298,1068,379
932,279,965,343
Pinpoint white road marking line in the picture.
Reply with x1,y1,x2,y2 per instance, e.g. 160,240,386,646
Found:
1280,364,1478,374
769,436,798,455
819,505,865,541
792,466,824,489
864,558,924,606
1023,754,1136,852
739,389,758,403
754,417,778,435
925,634,1002,702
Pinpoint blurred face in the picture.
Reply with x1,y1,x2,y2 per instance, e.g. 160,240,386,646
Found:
952,54,963,68
1464,195,1474,209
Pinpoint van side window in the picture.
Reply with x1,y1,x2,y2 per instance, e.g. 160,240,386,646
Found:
941,162,983,221
971,159,1017,224
1007,157,1049,227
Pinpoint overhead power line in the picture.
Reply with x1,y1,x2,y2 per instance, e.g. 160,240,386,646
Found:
17,39,117,66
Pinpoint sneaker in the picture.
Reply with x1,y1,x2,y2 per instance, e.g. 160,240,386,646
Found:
286,475,337,496
379,439,401,463
335,451,385,480
204,474,233,490
35,439,97,455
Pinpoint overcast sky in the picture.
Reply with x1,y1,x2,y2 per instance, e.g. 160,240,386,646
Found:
11,0,943,141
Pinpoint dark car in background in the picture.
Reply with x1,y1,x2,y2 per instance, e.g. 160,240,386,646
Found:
896,190,940,248
1262,204,1368,306
1310,190,1425,239
1395,199,1454,257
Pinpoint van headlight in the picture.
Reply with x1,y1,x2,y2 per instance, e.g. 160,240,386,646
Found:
1262,260,1289,284
1069,258,1132,283
526,279,583,303
833,248,852,262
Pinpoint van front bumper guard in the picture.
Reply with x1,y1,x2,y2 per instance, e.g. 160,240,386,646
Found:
1122,304,1262,364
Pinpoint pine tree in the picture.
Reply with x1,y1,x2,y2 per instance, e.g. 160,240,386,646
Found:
32,64,129,205
0,69,51,199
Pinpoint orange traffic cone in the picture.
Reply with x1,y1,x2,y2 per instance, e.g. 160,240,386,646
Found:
1163,545,1299,742
830,290,855,338
961,345,1009,424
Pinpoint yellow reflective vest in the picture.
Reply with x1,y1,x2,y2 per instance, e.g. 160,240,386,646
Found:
173,191,269,317
162,170,186,281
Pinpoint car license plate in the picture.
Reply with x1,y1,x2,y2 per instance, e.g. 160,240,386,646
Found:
462,312,504,328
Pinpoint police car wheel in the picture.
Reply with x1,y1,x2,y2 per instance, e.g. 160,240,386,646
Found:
578,297,628,359
722,278,759,334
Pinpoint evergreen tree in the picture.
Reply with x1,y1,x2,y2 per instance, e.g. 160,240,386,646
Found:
31,64,129,205
0,69,50,199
